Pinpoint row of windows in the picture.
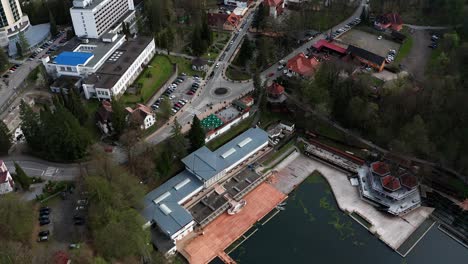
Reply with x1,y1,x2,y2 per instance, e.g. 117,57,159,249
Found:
95,0,128,35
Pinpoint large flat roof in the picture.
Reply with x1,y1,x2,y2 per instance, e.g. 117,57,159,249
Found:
142,170,203,237
53,52,94,66
182,127,269,182
57,35,126,69
83,36,154,89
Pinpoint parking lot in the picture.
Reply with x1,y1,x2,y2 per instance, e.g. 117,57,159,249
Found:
35,189,88,252
337,29,401,57
151,75,204,116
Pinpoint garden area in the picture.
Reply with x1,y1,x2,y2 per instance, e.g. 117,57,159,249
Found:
121,55,175,105
226,65,252,81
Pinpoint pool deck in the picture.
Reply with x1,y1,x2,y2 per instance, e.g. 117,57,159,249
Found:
269,154,434,251
179,182,287,264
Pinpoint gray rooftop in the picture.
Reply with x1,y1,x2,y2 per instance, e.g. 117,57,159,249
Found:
83,36,154,89
182,127,269,182
57,34,126,69
142,170,203,237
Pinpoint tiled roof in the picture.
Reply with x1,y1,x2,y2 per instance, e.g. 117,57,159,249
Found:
267,83,285,96
286,53,320,76
400,173,418,189
371,161,390,176
313,39,347,54
264,0,283,7
381,175,401,192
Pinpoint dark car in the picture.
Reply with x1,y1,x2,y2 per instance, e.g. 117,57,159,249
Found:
38,230,50,236
39,210,50,216
74,219,85,225
38,215,49,221
40,208,51,214
39,219,50,226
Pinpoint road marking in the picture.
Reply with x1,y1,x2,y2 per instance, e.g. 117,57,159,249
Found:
43,167,57,177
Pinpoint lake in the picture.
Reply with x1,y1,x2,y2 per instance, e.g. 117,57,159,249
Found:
227,174,468,264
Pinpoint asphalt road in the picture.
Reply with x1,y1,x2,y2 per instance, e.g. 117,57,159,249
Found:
1,155,81,181
145,3,259,145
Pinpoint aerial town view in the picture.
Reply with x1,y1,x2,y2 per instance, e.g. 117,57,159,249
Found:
0,0,467,263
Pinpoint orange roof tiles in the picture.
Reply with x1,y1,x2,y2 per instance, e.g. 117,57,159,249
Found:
286,53,320,76
371,161,390,176
267,82,285,96
381,175,401,192
181,182,286,264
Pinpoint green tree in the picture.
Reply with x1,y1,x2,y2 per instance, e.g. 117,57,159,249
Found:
110,99,127,137
15,42,23,57
0,194,34,242
0,120,12,155
49,9,58,36
191,26,207,56
13,162,30,190
18,31,29,53
19,101,43,152
157,96,172,120
63,89,89,125
0,48,9,72
188,115,205,151
391,115,433,156
170,118,187,158
236,38,254,66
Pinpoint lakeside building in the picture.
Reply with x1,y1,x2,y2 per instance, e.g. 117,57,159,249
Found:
142,127,269,255
0,160,14,194
357,161,421,216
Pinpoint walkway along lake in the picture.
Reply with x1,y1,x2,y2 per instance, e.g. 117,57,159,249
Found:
225,173,468,264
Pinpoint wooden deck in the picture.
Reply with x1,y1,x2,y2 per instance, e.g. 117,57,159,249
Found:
180,182,287,264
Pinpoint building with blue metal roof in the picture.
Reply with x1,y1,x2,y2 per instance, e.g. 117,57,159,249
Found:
53,52,94,66
142,127,270,255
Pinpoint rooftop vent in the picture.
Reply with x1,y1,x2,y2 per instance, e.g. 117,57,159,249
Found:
221,148,236,159
159,203,172,215
237,137,252,148
174,178,191,191
153,192,170,204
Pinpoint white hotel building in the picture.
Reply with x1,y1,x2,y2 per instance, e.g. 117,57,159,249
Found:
70,0,136,39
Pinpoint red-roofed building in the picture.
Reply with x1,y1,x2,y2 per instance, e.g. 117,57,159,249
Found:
286,53,320,77
264,0,285,18
267,82,285,98
371,161,390,176
126,103,156,130
400,173,418,189
207,13,240,30
0,160,14,194
374,13,403,31
381,175,401,192
313,39,347,55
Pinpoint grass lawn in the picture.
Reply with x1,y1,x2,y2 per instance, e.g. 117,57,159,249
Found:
395,28,413,63
201,31,231,61
226,65,251,81
207,116,255,150
121,55,174,105
167,55,204,77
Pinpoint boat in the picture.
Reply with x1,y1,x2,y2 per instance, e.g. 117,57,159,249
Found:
276,206,285,211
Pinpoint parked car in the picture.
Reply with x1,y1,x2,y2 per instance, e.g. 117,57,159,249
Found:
38,230,50,236
186,90,194,95
169,95,176,100
215,63,220,68
377,35,382,40
69,243,81,249
74,219,85,225
37,236,48,242
38,215,49,221
39,219,50,226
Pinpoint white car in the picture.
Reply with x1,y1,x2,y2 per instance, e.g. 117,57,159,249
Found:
277,65,284,71
169,95,176,100
171,108,177,113
215,63,220,68
377,36,383,40
178,100,186,105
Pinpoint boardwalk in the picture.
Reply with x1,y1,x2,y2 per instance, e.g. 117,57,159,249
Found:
180,182,286,264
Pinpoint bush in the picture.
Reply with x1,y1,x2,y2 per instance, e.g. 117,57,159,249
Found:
13,163,30,190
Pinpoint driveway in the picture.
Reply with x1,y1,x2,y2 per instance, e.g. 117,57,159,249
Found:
401,29,432,82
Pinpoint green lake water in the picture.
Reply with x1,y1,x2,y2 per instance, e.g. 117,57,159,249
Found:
225,174,468,264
